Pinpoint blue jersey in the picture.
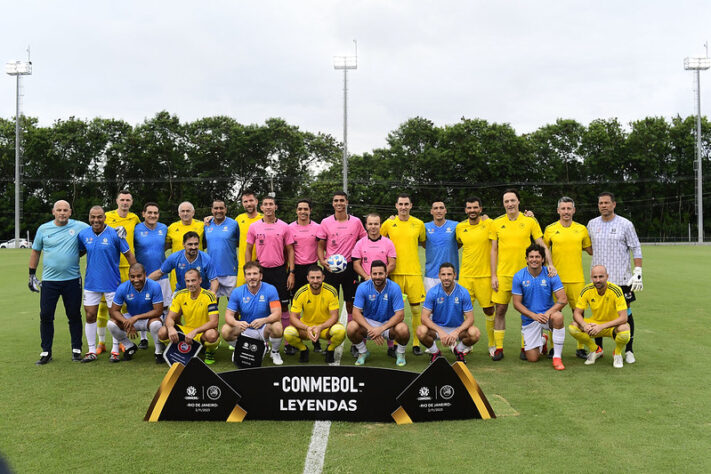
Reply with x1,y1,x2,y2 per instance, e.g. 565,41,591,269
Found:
134,222,168,279
511,266,564,326
423,282,473,328
78,226,130,292
227,282,280,323
353,279,405,323
204,217,239,277
32,219,89,281
160,250,216,291
425,220,459,278
113,279,163,316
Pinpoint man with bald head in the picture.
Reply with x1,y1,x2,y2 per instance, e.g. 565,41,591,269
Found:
29,200,90,365
166,201,204,291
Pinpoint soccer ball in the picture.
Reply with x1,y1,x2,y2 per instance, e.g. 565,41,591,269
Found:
326,254,348,273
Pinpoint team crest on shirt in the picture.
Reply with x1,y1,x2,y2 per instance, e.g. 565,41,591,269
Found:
127,292,135,300
519,223,525,229
85,237,93,243
428,228,434,234
69,229,75,236
368,294,377,301
102,237,108,244
446,227,453,233
196,266,202,271
222,226,228,232
383,294,388,301
140,231,148,237
158,230,163,235
179,263,186,269
437,297,445,304
522,280,531,287
259,295,265,302
541,280,547,287
145,293,152,300
243,296,251,303
454,296,459,304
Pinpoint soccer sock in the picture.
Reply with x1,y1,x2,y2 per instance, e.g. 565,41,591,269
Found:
85,322,97,353
284,327,307,351
429,342,439,353
204,340,219,352
106,321,122,352
140,330,147,341
411,305,422,346
626,312,635,353
568,325,597,353
149,321,162,354
455,341,468,352
356,341,367,354
97,303,108,343
521,333,526,350
614,330,631,356
552,328,565,359
97,326,106,344
269,337,282,353
396,343,406,354
494,330,505,350
485,314,495,347
327,324,346,351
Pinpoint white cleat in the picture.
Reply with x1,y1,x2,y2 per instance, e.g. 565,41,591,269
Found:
625,351,636,364
585,348,604,365
613,354,624,369
270,351,283,366
488,346,496,357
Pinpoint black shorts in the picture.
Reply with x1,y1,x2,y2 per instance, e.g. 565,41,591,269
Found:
324,261,357,302
262,265,290,305
619,285,636,306
292,262,318,297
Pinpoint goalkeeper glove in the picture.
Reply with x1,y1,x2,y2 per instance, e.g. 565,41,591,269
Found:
627,266,643,292
28,269,41,292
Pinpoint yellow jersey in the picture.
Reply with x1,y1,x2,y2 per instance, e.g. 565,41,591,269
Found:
576,283,627,324
170,288,218,329
290,283,340,326
236,212,263,262
489,213,543,277
543,220,591,283
167,219,204,253
380,216,426,276
456,218,493,278
105,210,140,269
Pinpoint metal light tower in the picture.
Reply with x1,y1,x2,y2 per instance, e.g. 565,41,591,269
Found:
684,54,710,243
6,54,32,244
333,41,357,194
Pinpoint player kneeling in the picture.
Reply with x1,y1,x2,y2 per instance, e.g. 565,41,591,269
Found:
569,265,631,369
416,263,480,364
221,262,284,366
284,266,345,363
107,263,164,363
512,244,567,370
158,269,220,364
347,260,410,367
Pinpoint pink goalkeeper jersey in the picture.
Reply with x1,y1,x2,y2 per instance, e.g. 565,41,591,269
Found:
316,215,366,262
246,219,294,268
352,235,397,275
289,220,321,265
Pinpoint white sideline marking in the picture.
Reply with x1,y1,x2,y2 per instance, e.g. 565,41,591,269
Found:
302,306,348,474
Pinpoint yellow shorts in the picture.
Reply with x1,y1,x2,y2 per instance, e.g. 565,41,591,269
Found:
582,320,619,339
119,266,130,282
491,275,513,305
459,276,493,309
558,282,584,309
176,324,205,343
390,275,425,305
236,268,246,288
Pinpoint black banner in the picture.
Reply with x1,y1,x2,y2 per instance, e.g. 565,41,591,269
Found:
233,335,266,368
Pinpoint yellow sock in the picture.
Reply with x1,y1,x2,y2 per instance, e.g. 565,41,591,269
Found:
411,305,422,346
284,326,307,351
614,330,630,356
204,340,219,352
568,324,597,352
494,329,505,350
520,333,525,350
327,323,346,351
485,314,495,347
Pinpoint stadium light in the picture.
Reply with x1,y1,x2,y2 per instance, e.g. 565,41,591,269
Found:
333,40,357,194
684,55,710,243
6,55,32,245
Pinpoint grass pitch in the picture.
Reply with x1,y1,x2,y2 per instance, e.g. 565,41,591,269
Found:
1,246,710,473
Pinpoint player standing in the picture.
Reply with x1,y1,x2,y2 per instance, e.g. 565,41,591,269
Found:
134,202,172,312
235,192,263,287
423,200,459,292
204,199,240,299
166,201,204,291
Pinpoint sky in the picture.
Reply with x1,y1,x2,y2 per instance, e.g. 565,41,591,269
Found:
1,1,710,155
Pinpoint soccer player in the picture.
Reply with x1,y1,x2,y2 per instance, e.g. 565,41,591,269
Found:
543,196,593,359
148,231,218,293
512,243,567,370
587,192,642,364
416,263,480,364
380,193,427,355
107,263,164,363
102,190,145,351
284,266,346,363
204,199,239,299
235,191,263,287
456,197,496,356
352,213,397,279
221,262,284,366
29,200,89,364
158,268,219,365
78,206,136,362
166,201,205,290
134,202,172,311
569,265,631,369
489,189,554,361
317,191,367,329
423,200,459,292
347,260,410,367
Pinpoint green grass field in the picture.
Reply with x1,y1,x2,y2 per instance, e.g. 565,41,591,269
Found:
1,246,709,473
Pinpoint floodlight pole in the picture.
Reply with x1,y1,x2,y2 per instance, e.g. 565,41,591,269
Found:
684,54,710,243
6,56,32,244
334,41,357,194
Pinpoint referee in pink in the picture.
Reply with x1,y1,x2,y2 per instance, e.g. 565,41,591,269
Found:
289,199,321,292
352,213,397,279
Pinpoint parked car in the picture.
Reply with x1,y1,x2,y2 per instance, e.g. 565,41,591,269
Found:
0,238,31,248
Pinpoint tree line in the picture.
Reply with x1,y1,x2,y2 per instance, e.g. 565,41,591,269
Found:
0,111,708,241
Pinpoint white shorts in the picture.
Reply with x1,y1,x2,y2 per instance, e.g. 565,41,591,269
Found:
521,320,553,351
424,277,458,292
241,325,267,341
431,324,459,341
158,279,173,309
215,275,237,297
364,317,392,341
84,290,115,307
118,313,158,331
